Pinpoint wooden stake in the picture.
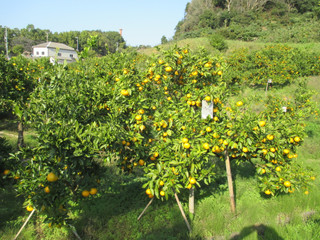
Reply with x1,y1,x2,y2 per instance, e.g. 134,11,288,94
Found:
137,198,154,221
189,187,195,216
14,209,35,240
225,152,236,214
173,190,192,232
69,224,82,240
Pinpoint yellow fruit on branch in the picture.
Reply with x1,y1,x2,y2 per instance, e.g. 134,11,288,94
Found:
189,177,196,185
44,186,50,193
26,205,34,212
146,189,152,195
236,101,243,107
160,190,165,196
182,137,189,143
265,189,271,195
120,89,129,96
203,143,210,150
259,120,266,127
183,142,191,149
90,188,98,195
82,190,90,197
284,181,291,187
47,172,58,182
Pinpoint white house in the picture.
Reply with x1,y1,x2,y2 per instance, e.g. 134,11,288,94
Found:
32,42,78,63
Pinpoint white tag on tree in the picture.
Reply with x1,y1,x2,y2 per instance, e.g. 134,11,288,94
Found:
201,100,213,119
282,106,287,112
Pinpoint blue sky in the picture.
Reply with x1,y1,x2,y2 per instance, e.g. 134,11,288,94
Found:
1,0,190,46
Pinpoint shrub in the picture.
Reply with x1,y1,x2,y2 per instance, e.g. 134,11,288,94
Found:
208,33,228,51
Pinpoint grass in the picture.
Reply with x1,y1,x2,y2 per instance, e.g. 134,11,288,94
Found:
0,118,38,149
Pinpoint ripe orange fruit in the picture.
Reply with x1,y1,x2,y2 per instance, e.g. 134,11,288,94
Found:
44,186,50,193
165,66,173,72
189,177,196,185
304,190,309,195
26,205,34,212
120,89,129,96
146,189,152,195
186,184,192,189
259,120,266,127
47,172,58,182
182,137,189,143
283,149,290,155
284,181,291,187
82,190,90,197
153,152,159,158
135,115,142,121
138,159,145,166
294,136,301,142
270,148,276,153
160,190,165,196
267,134,274,140
183,143,191,149
203,143,210,150
242,147,249,153
261,169,266,174
275,167,281,172
3,169,10,175
159,180,164,186
204,96,211,102
90,188,98,195
236,101,243,107
265,189,271,195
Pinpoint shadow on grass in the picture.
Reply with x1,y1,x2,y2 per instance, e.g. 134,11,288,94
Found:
71,173,190,240
229,224,284,240
0,185,25,229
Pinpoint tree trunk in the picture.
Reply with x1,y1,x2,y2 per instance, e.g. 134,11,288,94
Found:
17,121,24,149
189,187,195,218
225,151,236,214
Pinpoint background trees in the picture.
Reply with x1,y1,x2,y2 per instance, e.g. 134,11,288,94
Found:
0,25,126,57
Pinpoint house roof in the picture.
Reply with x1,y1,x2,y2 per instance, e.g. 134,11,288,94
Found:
33,42,75,51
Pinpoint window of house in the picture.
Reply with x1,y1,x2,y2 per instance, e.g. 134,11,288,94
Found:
36,51,39,55
70,54,73,58
58,53,62,57
42,51,45,55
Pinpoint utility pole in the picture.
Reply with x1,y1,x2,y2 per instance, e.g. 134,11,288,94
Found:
4,27,9,59
75,37,79,51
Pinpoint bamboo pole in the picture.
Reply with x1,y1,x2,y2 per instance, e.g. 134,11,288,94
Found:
225,152,236,214
189,187,195,217
173,190,192,232
69,225,82,240
13,209,35,240
137,198,154,221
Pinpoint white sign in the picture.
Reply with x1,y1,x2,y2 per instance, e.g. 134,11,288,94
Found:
282,106,287,113
201,100,213,119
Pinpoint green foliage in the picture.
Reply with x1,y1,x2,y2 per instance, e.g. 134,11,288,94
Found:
208,33,228,51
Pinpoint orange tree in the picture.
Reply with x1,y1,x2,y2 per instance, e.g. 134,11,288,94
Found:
0,54,52,148
9,52,141,226
126,46,317,214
